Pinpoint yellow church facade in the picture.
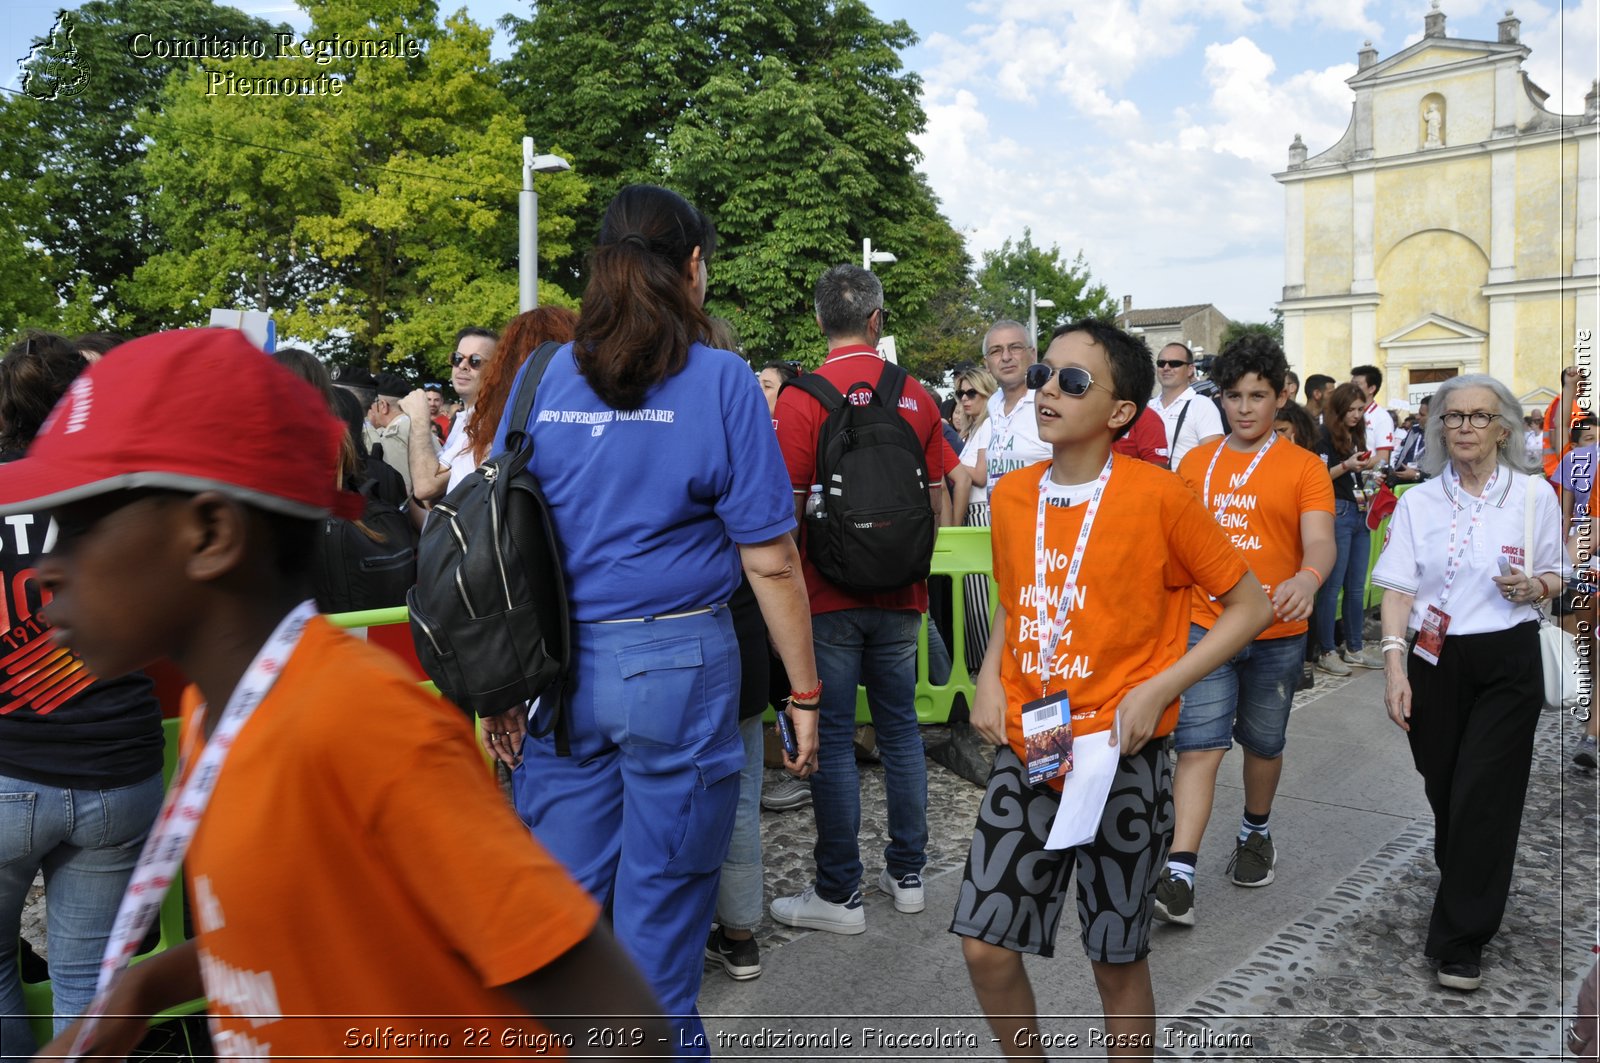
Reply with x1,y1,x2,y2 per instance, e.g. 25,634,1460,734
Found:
1275,4,1597,412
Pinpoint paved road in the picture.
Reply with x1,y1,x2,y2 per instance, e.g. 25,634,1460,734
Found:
701,668,1599,1061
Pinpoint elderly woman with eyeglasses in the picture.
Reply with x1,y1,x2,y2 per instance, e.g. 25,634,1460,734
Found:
1370,373,1566,996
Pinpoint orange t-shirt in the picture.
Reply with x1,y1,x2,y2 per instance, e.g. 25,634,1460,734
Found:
180,618,598,1059
990,455,1249,779
1177,437,1335,640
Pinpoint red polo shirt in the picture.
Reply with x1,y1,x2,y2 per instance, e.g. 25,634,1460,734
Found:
773,345,949,615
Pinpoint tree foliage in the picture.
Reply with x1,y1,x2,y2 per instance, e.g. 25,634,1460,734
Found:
0,0,289,335
1218,312,1286,353
128,0,586,372
502,0,972,371
973,229,1119,349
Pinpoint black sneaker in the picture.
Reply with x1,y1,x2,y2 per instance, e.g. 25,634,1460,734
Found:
1575,734,1598,771
1153,868,1196,926
704,926,761,981
1437,960,1481,991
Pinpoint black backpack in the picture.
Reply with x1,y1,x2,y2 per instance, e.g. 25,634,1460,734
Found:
790,363,936,593
406,341,571,729
311,479,418,614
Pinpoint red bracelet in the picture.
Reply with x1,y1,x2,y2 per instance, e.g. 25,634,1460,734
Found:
1298,565,1324,587
789,680,823,703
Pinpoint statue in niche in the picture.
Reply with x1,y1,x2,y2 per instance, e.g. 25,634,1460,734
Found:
1423,101,1444,147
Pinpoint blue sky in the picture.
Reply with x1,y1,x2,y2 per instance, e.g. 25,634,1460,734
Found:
4,1,1595,325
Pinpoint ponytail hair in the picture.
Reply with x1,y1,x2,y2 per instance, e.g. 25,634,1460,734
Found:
575,184,716,409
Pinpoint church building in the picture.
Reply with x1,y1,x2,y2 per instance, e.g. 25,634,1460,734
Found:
1275,4,1597,411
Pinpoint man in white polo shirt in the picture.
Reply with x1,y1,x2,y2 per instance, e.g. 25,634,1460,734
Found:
1351,364,1396,467
960,319,1053,496
1152,342,1224,468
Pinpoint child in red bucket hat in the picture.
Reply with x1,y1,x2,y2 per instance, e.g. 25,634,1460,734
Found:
1,330,663,1059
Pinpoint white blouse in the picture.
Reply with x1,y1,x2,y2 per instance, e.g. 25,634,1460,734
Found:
1371,466,1568,635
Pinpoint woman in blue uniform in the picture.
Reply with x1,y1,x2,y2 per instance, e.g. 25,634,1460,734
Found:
491,185,819,1058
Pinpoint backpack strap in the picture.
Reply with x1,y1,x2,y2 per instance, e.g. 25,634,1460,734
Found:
874,361,909,411
790,372,845,412
502,340,564,452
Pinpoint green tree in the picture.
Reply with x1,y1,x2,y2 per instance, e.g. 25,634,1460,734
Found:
0,0,289,334
129,0,586,372
972,229,1119,348
502,0,972,367
1218,311,1286,353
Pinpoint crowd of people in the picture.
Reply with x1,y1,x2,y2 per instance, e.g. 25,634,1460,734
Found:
0,180,1592,1061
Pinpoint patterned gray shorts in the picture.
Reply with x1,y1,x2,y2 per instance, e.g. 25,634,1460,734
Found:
949,740,1173,963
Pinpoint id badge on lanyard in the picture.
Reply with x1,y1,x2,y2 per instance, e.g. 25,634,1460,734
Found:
65,601,317,1062
1028,458,1112,783
1413,466,1498,665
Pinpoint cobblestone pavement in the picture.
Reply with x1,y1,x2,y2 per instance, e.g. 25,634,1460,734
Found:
1165,704,1598,1061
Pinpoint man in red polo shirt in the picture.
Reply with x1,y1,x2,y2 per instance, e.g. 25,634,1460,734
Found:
769,264,949,934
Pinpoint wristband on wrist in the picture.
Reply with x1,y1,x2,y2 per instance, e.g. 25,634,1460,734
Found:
1297,564,1324,587
1380,635,1407,654
788,680,823,704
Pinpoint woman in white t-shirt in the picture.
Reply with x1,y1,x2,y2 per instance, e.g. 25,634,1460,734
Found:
1371,373,1565,996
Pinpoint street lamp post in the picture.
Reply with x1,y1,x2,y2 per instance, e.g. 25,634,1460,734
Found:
519,137,573,311
862,237,897,271
1028,288,1056,349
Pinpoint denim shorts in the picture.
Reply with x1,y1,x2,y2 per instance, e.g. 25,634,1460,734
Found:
1175,623,1306,758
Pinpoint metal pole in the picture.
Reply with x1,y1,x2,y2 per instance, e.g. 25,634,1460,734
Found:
863,237,871,271
1028,287,1038,350
519,137,538,311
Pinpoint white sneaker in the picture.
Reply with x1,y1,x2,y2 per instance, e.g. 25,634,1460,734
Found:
770,887,866,935
877,869,926,914
1341,645,1384,669
1315,651,1352,676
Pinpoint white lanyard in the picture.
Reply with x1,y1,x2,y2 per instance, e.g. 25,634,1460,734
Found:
1034,457,1113,694
1439,465,1499,609
1203,433,1276,521
69,600,317,1058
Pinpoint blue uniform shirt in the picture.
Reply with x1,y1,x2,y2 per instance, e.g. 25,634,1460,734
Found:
494,342,794,621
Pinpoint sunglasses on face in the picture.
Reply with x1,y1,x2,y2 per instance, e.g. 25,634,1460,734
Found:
956,388,980,400
1155,359,1191,369
1026,362,1109,397
450,352,485,369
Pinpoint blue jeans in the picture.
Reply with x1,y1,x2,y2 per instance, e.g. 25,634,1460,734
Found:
0,771,164,1061
1176,624,1306,758
715,716,764,931
512,607,741,1060
809,608,928,903
1316,499,1372,654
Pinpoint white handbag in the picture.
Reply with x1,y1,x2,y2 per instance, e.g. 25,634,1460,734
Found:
1526,477,1584,709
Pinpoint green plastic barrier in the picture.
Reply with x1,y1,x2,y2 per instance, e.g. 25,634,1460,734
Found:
760,526,994,726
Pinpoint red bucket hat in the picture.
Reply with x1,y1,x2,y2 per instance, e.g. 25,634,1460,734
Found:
0,328,364,520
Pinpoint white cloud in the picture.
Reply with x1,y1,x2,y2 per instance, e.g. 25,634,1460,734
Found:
1200,37,1358,167
1521,0,1599,113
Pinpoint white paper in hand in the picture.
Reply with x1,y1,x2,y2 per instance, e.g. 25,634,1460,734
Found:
1044,709,1122,851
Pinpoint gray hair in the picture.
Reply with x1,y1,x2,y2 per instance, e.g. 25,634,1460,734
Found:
983,319,1028,355
1420,373,1540,477
814,265,883,339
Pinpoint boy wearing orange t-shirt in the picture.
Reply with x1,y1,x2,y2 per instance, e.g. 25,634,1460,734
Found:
951,321,1272,1060
1155,337,1335,930
1,331,664,1060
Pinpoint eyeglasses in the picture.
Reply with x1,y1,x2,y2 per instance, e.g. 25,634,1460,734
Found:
1026,363,1110,397
986,342,1030,360
876,306,891,330
955,388,981,400
450,351,486,369
1155,359,1192,369
1441,411,1497,429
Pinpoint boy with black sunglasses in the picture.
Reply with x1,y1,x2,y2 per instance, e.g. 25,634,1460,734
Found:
952,320,1271,1059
